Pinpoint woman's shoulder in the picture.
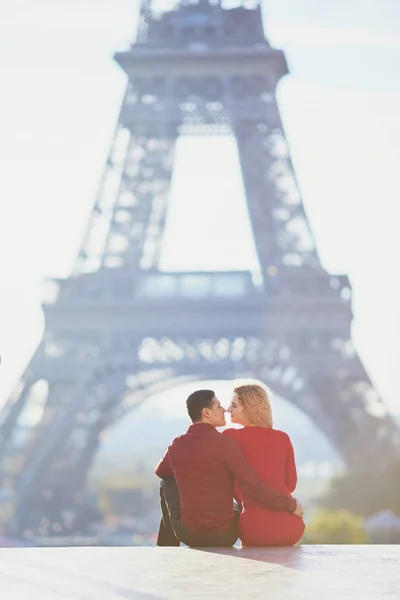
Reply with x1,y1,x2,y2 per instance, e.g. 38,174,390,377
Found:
246,427,292,444
271,428,292,444
222,427,292,446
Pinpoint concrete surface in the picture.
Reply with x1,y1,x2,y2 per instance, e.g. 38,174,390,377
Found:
1,545,400,599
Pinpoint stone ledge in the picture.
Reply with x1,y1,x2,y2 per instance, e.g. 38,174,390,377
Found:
0,545,399,599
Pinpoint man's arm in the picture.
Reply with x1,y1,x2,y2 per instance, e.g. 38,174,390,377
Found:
155,447,173,479
285,436,298,493
222,436,297,513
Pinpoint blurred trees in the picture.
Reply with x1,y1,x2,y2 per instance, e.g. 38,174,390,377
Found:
302,509,370,544
323,461,400,518
300,460,400,544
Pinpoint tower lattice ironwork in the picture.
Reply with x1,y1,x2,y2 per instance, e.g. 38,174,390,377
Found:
0,0,399,537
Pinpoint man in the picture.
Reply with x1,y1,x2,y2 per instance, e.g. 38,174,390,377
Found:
155,389,303,547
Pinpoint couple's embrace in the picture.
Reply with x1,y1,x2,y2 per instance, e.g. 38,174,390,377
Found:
155,381,305,547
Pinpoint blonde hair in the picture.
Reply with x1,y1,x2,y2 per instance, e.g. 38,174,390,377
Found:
233,379,273,428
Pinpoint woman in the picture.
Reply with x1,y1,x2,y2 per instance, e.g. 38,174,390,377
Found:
223,381,305,546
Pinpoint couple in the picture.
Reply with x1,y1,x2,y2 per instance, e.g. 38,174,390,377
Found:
155,381,305,547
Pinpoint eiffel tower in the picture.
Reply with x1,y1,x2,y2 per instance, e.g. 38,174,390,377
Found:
0,0,399,537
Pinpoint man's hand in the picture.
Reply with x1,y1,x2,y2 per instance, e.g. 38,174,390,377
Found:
293,500,304,518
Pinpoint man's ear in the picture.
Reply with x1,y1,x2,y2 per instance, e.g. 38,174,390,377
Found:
202,407,210,418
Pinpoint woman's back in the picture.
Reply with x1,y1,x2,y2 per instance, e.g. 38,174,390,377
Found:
224,427,295,493
223,426,304,546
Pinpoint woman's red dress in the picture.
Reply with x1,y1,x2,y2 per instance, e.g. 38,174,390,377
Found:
222,427,305,546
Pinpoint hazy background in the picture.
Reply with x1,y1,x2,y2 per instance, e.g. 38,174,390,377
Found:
1,0,399,415
0,0,399,544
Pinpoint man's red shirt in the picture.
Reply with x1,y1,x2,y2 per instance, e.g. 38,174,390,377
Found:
155,423,296,530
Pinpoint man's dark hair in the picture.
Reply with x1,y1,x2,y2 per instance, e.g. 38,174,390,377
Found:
186,389,216,423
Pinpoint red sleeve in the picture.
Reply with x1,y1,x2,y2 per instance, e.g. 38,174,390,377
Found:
221,435,296,513
222,430,242,505
285,435,298,493
222,429,238,440
155,447,173,479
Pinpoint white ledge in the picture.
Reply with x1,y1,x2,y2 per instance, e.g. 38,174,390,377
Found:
1,545,400,599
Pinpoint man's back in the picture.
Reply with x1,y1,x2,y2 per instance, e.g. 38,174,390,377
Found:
156,423,236,530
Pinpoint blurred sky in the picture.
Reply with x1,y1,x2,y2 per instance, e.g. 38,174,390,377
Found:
0,0,399,413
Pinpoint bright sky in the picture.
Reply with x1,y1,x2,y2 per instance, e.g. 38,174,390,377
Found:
0,0,399,416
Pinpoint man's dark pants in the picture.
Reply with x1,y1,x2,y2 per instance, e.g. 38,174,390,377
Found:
157,477,240,547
